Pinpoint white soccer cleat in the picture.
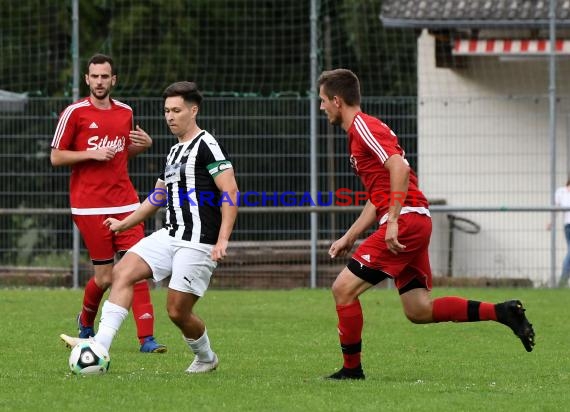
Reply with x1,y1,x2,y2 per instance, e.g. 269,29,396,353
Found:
185,353,219,374
60,333,90,349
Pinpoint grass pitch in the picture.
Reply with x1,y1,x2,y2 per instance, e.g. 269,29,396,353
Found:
0,287,568,411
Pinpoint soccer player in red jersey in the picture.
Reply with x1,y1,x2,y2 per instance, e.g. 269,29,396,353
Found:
318,68,535,380
51,54,166,353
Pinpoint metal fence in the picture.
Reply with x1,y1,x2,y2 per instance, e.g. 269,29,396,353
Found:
0,96,566,288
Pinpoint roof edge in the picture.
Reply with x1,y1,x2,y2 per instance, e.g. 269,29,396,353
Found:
380,15,570,29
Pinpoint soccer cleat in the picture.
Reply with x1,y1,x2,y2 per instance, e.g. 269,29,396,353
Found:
185,353,219,374
139,336,167,353
495,300,535,352
326,365,366,380
60,333,90,349
77,313,95,338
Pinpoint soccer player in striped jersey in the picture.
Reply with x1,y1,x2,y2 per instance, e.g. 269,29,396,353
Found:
318,69,535,380
52,54,166,353
61,81,238,373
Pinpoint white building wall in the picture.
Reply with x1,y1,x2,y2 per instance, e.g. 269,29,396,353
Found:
417,29,570,285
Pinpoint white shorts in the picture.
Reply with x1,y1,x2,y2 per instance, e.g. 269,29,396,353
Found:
128,228,217,296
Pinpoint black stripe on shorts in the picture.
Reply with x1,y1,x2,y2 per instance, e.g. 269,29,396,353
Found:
92,258,114,266
398,278,428,295
347,258,390,285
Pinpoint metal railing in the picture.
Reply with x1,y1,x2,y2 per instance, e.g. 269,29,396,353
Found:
0,205,567,288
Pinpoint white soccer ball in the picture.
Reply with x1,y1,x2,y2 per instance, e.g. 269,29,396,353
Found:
69,341,110,375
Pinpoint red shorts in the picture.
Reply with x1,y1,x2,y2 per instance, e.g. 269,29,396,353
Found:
352,213,432,290
72,212,144,264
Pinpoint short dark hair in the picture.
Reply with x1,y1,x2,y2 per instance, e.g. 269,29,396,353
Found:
86,53,115,75
162,81,203,106
317,68,361,106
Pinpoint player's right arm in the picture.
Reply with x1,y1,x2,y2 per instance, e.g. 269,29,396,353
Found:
51,102,116,166
104,179,166,233
329,200,377,258
50,147,116,166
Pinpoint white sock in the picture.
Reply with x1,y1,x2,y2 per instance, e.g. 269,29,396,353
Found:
94,300,128,351
184,329,214,362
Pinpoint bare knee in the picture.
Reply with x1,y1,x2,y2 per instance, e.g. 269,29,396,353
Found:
166,296,199,328
404,305,432,324
112,253,150,287
400,288,434,324
111,264,129,286
166,302,187,326
93,265,113,290
331,269,372,305
331,278,347,300
166,289,204,338
96,277,112,290
331,279,358,305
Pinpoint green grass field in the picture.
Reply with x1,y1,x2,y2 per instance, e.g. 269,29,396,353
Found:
0,287,568,411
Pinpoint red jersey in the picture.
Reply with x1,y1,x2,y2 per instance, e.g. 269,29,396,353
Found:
51,97,140,215
347,112,429,222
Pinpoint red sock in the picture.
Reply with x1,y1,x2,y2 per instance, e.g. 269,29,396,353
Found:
80,277,105,327
132,280,155,344
478,302,497,321
336,300,364,369
433,297,497,322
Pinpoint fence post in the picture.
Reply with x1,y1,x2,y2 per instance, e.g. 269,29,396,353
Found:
309,0,319,288
71,0,80,288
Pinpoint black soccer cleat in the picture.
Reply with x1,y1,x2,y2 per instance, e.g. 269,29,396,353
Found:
326,365,365,380
495,300,535,352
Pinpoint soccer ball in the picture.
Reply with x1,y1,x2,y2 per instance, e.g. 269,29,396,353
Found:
69,341,110,375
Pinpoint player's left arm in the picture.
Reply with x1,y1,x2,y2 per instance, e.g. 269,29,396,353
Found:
211,167,239,262
384,154,410,254
105,179,165,232
127,125,152,158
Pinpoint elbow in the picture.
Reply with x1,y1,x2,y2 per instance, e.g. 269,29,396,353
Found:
127,145,144,158
223,182,239,196
229,185,239,196
225,185,239,207
230,187,240,206
50,152,61,167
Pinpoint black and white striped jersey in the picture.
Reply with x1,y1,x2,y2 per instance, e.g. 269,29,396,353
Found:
159,130,233,244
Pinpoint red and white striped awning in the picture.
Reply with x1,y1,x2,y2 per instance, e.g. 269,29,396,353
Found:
453,39,570,55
